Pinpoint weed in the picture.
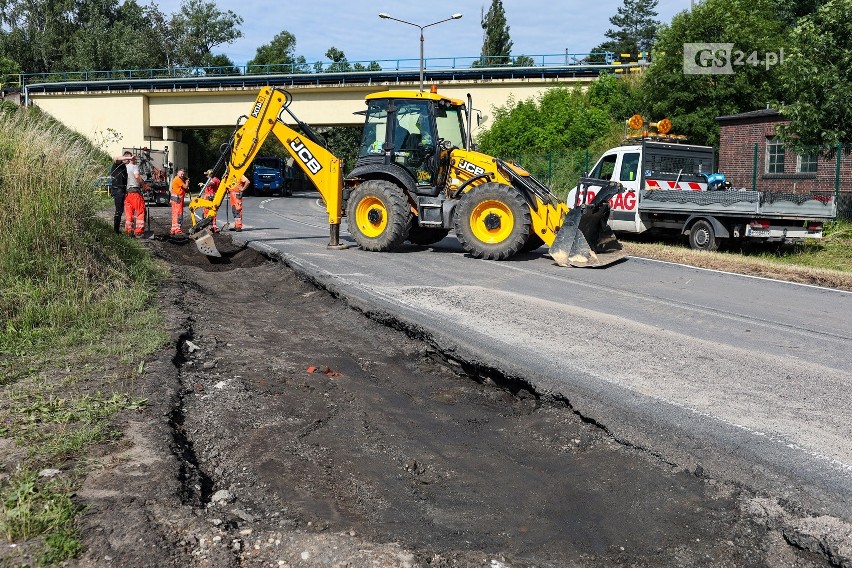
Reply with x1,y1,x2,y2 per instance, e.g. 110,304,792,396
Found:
0,469,78,545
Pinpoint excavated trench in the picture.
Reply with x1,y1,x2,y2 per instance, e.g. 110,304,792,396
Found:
170,325,215,506
149,216,832,567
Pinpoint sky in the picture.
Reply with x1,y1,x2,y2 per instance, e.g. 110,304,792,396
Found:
155,0,692,67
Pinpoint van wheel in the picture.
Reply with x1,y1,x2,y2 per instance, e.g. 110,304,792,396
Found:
346,180,411,251
689,219,718,251
454,183,531,260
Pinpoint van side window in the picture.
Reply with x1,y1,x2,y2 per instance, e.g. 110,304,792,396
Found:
592,154,618,180
619,152,640,181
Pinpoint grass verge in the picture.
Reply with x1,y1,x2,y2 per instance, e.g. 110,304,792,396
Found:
0,103,166,565
621,220,852,290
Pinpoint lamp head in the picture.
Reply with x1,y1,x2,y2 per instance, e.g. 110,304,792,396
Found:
378,12,390,19
451,13,462,19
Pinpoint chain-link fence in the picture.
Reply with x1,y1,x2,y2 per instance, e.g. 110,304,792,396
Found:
504,150,594,199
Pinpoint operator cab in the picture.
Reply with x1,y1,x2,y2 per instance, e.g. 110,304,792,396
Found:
355,91,467,196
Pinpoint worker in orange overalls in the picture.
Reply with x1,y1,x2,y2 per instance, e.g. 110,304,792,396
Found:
201,169,220,233
170,168,189,235
228,174,249,231
124,154,150,237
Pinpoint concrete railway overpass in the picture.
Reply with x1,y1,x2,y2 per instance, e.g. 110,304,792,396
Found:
23,61,637,171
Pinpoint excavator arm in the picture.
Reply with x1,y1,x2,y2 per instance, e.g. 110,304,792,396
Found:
188,87,344,257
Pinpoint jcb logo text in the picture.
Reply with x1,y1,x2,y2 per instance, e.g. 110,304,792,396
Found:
251,97,265,118
290,138,322,175
458,160,485,177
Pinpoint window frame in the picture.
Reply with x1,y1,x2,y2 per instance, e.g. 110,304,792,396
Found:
765,139,785,174
796,152,818,174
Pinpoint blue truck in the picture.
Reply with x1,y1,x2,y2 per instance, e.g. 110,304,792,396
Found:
251,156,292,197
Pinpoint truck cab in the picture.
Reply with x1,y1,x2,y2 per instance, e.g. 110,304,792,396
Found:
575,141,713,233
251,156,289,196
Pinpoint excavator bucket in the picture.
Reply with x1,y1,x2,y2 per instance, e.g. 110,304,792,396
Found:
549,179,627,268
191,227,221,258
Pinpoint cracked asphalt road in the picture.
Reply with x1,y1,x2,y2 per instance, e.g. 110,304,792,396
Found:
66,209,842,567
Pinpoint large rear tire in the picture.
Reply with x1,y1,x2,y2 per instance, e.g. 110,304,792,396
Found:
454,183,531,260
346,180,411,252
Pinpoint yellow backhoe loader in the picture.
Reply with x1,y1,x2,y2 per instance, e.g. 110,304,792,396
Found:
188,86,626,267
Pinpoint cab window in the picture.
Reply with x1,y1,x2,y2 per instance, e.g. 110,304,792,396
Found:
435,105,466,149
359,100,387,156
591,154,617,180
394,100,435,152
619,152,640,182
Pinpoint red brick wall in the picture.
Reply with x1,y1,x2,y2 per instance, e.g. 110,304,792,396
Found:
718,115,852,196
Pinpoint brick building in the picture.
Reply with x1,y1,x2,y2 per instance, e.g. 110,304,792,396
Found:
716,109,852,195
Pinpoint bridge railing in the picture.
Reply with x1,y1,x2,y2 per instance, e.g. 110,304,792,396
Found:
18,52,628,86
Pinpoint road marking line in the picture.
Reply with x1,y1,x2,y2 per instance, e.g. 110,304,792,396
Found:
638,256,852,295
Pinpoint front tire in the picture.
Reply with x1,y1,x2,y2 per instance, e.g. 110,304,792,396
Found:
454,183,531,260
689,219,718,251
346,180,411,252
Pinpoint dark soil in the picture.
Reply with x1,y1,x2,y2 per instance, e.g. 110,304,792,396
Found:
68,210,830,567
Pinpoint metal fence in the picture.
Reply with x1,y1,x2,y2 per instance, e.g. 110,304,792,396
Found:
11,52,626,87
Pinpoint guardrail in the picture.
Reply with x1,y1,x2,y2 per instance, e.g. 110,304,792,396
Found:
18,52,634,86
0,74,23,90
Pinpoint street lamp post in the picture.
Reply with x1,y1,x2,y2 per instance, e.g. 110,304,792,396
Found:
378,12,462,93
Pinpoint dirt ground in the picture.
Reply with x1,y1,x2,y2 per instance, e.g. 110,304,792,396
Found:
65,210,835,567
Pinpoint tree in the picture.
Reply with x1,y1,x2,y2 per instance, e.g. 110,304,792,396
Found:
247,30,308,73
143,2,180,69
478,73,633,157
608,0,659,55
638,0,787,147
513,55,535,67
476,74,636,191
171,0,243,67
202,53,240,74
477,0,512,66
323,46,350,73
0,0,77,72
0,0,169,73
320,126,362,173
0,54,21,85
353,61,382,71
589,0,659,61
776,0,852,150
775,0,828,23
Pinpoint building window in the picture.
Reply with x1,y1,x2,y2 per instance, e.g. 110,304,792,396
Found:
797,153,818,174
766,139,785,174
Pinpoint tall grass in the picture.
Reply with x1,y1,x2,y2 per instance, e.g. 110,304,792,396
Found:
0,104,159,358
0,104,165,564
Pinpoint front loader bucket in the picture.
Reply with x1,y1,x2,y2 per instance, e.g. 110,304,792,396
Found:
550,206,596,267
549,179,627,268
191,228,221,258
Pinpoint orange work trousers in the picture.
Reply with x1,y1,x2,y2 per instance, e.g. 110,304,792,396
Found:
203,189,218,231
124,192,146,236
229,190,243,230
170,194,184,234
